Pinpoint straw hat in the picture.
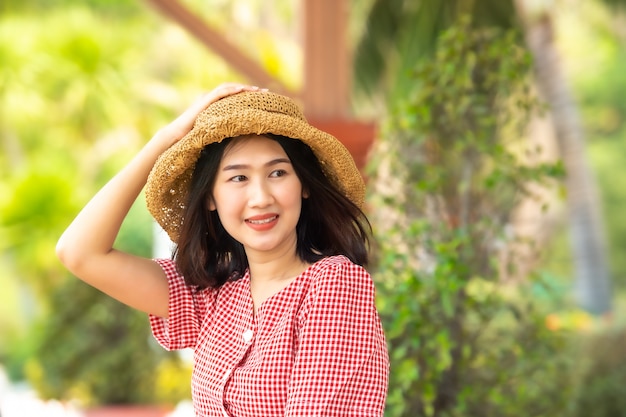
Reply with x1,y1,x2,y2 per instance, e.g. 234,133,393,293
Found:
145,91,365,242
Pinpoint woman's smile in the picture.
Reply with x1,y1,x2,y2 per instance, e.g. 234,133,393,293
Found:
245,214,279,231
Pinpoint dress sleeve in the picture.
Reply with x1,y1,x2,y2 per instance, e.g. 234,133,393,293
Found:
149,258,215,350
285,258,389,417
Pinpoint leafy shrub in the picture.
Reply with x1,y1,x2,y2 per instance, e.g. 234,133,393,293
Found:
570,325,626,417
25,203,189,407
26,279,161,405
368,17,570,417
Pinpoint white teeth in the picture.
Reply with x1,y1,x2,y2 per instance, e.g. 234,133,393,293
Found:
248,216,277,225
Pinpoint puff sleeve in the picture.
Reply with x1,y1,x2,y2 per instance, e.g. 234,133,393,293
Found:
149,258,216,350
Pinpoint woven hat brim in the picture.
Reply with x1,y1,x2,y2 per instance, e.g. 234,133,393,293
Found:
145,103,365,243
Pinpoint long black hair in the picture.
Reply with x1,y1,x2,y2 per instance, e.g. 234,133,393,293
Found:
174,134,370,289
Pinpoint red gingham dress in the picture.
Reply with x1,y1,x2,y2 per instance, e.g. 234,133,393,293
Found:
150,255,389,416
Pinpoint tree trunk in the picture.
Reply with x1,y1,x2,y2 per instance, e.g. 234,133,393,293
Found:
516,3,612,314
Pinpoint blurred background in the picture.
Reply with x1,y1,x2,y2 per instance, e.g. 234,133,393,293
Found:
1,0,626,416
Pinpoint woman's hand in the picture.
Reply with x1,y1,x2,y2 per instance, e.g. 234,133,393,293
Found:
153,83,265,150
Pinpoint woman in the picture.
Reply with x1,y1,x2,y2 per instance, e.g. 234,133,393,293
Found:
57,83,389,416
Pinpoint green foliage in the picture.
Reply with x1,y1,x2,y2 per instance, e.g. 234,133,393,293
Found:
1,0,141,16
0,172,79,294
353,0,518,101
369,17,569,416
576,46,626,291
0,3,238,405
569,325,626,417
26,279,162,405
23,201,183,406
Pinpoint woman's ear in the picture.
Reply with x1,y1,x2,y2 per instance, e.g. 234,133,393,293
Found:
207,197,216,211
302,188,309,199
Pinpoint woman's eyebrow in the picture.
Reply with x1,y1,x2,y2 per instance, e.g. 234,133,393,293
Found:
222,158,292,171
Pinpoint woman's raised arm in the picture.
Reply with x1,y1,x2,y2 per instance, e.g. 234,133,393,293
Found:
56,83,262,317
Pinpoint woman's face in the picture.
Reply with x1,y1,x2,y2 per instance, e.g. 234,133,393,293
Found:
210,135,304,260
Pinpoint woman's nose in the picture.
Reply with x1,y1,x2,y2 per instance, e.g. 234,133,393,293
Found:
248,180,274,207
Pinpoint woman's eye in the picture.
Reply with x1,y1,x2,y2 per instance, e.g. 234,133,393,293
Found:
270,169,287,178
230,175,247,182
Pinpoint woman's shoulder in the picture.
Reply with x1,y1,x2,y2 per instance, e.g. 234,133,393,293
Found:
311,254,367,270
154,258,181,281
307,255,371,286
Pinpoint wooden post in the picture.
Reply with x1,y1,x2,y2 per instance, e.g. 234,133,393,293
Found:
302,0,350,119
302,0,374,170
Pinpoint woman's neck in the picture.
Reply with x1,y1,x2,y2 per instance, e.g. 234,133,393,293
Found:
247,250,309,284
247,251,310,314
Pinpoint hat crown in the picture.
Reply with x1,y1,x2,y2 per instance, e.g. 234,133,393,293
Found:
198,91,306,125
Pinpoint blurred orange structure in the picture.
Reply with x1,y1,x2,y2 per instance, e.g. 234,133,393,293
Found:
145,0,375,171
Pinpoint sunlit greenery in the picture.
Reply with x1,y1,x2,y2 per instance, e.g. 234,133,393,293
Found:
0,0,247,406
369,19,569,416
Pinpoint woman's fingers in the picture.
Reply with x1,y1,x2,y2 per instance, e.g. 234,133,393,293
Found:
160,83,267,145
200,83,268,108
184,84,253,120
208,82,265,102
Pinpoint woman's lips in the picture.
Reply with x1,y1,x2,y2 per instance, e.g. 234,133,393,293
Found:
245,214,279,231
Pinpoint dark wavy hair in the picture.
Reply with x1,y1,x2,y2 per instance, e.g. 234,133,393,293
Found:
173,134,371,289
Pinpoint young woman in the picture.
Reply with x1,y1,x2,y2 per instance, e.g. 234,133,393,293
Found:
57,83,389,416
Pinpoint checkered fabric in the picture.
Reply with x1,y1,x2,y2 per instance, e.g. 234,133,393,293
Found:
150,255,389,416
